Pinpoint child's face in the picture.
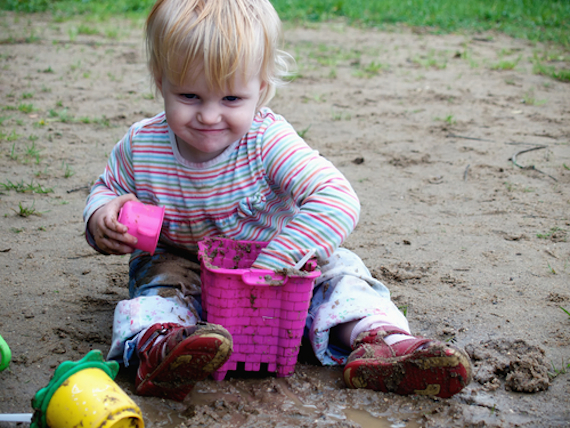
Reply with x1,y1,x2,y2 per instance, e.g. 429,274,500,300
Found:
157,67,265,163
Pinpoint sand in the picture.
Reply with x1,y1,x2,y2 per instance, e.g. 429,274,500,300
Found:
0,13,569,427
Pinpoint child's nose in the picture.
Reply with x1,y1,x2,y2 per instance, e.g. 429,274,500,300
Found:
197,104,221,125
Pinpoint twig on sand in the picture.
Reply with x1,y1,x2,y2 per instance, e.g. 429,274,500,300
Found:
67,253,100,259
67,185,90,194
510,145,546,166
447,133,495,142
509,145,557,181
464,164,470,181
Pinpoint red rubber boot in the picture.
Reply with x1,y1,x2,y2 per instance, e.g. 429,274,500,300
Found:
343,326,472,398
136,322,233,401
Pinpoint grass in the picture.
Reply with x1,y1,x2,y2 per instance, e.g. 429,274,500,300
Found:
522,89,548,106
434,114,456,125
548,358,570,380
412,50,448,70
532,49,570,82
2,1,569,48
13,201,41,217
537,227,565,239
547,263,556,275
0,179,53,194
18,103,35,114
9,142,17,160
62,161,74,178
49,108,73,123
331,108,351,121
297,124,311,138
532,61,570,83
24,141,41,158
491,55,521,71
45,108,111,126
1,0,154,16
357,60,388,77
7,140,43,164
273,0,570,47
4,129,20,141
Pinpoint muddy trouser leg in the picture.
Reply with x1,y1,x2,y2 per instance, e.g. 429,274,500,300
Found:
306,248,410,366
107,251,203,365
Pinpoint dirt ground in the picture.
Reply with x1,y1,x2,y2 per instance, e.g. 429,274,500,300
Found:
1,12,569,428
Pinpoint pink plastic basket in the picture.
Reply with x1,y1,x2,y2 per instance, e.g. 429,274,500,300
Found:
198,237,320,380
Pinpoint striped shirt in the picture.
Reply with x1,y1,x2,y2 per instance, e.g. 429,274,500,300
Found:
84,108,360,269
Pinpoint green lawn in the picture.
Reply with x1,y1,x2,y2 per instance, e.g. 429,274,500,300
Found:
1,0,569,47
275,0,570,47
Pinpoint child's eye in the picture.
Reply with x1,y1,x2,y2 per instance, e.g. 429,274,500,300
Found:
224,96,240,102
181,94,198,99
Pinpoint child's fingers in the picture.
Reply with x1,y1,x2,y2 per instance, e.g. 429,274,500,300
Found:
99,235,135,255
94,224,135,254
105,212,128,234
111,194,140,233
101,219,138,247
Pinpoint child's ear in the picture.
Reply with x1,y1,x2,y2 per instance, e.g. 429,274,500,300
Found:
259,80,267,92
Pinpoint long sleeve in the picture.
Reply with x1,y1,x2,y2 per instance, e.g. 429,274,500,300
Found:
82,120,143,252
251,119,360,269
82,109,360,265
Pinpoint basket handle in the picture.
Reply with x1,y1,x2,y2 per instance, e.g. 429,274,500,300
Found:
241,271,289,286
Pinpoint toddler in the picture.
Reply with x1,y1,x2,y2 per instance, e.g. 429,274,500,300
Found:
84,0,472,402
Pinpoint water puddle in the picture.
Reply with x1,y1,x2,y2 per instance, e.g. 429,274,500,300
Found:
273,378,420,427
344,408,420,428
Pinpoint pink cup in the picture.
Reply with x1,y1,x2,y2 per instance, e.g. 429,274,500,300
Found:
118,201,165,255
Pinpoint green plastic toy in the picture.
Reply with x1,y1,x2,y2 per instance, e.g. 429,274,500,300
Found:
0,335,11,372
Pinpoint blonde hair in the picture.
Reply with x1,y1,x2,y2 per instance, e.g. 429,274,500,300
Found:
146,0,292,107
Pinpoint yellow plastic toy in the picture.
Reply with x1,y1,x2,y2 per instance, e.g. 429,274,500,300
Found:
31,350,144,428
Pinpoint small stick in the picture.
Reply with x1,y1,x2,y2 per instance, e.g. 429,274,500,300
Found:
510,145,546,168
447,133,495,142
509,145,557,181
505,142,543,146
67,253,100,260
67,185,90,194
463,164,470,181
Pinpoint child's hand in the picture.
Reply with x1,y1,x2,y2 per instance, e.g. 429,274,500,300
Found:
87,194,140,255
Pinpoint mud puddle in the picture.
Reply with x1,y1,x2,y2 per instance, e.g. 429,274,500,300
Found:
124,366,422,428
129,368,423,427
136,388,421,428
